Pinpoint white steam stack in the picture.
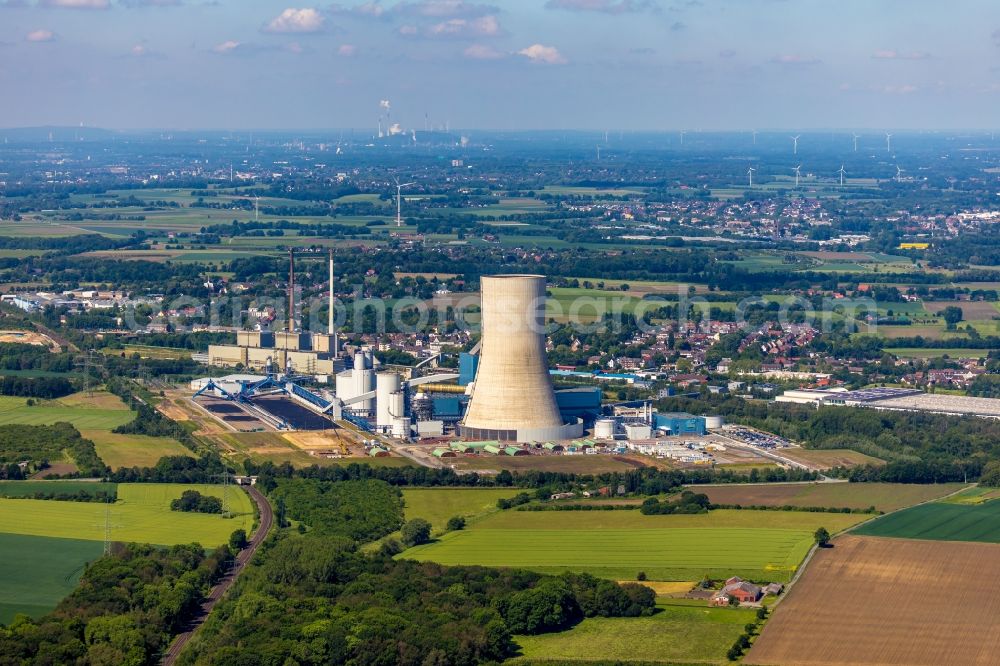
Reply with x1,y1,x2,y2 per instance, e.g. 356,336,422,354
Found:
461,275,583,442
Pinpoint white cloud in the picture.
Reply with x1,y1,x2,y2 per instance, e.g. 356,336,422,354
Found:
121,0,183,6
517,43,567,64
264,7,325,33
38,0,109,7
398,24,418,35
338,43,357,56
770,54,821,65
131,43,146,55
427,14,500,37
395,1,498,18
545,0,657,14
872,49,930,60
329,1,386,17
875,84,919,95
212,40,241,53
464,43,503,59
26,29,54,42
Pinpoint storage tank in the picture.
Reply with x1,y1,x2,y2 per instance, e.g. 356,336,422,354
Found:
461,275,570,442
594,418,617,439
376,372,402,430
354,351,375,413
703,415,724,429
391,416,411,439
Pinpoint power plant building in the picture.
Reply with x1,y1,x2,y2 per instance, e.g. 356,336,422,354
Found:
459,275,583,442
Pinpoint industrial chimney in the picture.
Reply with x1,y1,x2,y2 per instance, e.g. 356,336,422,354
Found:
461,275,582,442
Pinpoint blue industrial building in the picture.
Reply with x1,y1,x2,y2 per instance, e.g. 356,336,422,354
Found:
458,352,479,386
653,412,706,436
554,387,602,423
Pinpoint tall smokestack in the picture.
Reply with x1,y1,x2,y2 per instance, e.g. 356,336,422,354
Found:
288,249,295,333
461,275,581,443
329,248,337,355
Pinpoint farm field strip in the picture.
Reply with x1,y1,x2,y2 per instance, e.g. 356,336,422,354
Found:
696,482,966,512
852,497,1000,542
512,600,756,665
403,526,814,582
745,536,1000,665
402,510,867,582
0,483,253,547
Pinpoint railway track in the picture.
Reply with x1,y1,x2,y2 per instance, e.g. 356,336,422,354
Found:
161,486,273,665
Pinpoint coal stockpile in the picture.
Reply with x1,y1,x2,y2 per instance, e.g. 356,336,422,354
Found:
253,396,333,430
201,401,243,414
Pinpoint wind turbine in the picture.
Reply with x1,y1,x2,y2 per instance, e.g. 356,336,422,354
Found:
838,165,846,186
679,130,686,146
885,132,893,153
394,178,415,228
752,129,757,145
852,133,860,152
254,195,260,221
596,145,601,161
747,167,755,188
895,165,903,183
793,165,801,187
791,135,800,155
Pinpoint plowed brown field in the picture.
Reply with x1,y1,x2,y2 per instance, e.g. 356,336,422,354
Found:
746,535,1000,665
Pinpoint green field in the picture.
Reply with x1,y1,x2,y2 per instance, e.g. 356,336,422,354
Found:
885,347,989,359
82,429,192,470
0,395,134,430
0,483,253,547
402,488,522,531
512,599,755,665
402,510,866,582
853,497,1000,542
0,533,104,624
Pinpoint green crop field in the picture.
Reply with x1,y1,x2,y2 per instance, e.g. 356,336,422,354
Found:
885,348,989,359
853,497,1000,542
0,533,104,624
402,510,866,582
402,488,522,531
512,599,756,665
0,483,253,547
81,430,193,470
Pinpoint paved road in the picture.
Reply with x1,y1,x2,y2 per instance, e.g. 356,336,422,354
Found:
161,486,273,665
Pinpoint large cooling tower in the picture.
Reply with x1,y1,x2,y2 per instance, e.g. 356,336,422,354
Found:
461,275,582,442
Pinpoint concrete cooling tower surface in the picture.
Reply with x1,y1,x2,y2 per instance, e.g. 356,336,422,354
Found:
461,275,583,442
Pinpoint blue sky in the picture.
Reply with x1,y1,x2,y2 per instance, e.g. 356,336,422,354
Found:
1,0,999,130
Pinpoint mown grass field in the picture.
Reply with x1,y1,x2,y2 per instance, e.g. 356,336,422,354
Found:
402,509,867,582
81,430,192,470
0,393,135,430
0,533,104,624
512,599,756,665
775,448,884,469
401,488,521,531
696,482,966,513
852,496,1000,542
0,483,253,547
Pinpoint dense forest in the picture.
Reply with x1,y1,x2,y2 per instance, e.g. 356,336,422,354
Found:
0,422,107,479
181,479,655,665
0,543,232,664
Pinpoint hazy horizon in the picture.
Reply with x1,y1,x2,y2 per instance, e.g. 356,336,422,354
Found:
2,0,1000,130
